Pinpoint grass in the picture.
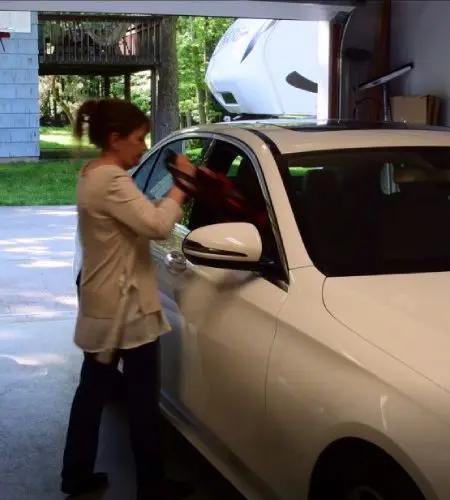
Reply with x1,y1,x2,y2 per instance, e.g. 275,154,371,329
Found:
0,160,82,206
39,126,151,152
0,126,153,206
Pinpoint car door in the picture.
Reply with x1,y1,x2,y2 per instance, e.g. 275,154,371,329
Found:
132,134,214,403
156,136,289,481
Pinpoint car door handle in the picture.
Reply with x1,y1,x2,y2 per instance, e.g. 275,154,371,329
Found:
164,251,187,274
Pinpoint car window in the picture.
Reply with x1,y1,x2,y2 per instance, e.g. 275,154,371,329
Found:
137,137,212,201
185,140,279,264
133,151,159,192
280,146,450,276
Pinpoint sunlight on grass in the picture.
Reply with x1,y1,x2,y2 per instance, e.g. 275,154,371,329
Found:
40,126,151,150
40,126,92,150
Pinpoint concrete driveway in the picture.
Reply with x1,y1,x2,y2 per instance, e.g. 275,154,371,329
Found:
0,206,243,500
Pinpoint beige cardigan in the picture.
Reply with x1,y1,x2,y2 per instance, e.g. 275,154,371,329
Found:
76,165,182,320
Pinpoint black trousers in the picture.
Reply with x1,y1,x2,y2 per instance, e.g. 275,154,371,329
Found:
61,340,165,489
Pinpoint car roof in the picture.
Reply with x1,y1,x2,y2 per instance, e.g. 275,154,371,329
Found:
180,119,450,155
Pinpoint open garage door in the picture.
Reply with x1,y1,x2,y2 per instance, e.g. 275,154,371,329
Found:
0,1,356,21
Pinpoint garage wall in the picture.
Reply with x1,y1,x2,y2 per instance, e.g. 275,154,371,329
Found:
0,11,39,162
390,0,449,125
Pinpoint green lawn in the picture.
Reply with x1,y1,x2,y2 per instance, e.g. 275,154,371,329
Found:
0,126,152,206
0,160,82,206
39,126,151,151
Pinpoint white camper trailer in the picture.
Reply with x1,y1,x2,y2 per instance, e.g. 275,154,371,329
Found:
205,18,330,119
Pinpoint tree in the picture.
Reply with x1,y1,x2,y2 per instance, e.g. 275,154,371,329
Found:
51,76,75,126
153,16,179,143
177,17,234,125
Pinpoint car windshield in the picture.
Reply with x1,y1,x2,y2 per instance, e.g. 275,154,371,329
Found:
279,147,450,276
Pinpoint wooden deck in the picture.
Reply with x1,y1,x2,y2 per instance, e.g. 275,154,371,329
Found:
38,13,161,76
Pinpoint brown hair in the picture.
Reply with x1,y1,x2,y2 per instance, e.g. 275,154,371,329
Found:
74,98,149,149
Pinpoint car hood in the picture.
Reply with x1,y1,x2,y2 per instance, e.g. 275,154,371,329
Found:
323,272,450,393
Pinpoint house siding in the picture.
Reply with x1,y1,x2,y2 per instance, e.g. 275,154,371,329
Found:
0,11,39,161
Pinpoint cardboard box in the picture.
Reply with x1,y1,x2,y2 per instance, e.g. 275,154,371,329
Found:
390,95,440,125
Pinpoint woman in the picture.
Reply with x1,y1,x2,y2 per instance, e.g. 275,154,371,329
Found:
61,98,195,500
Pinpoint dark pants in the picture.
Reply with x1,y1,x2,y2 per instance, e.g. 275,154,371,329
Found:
61,340,165,489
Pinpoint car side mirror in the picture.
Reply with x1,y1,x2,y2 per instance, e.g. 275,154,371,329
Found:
182,222,263,271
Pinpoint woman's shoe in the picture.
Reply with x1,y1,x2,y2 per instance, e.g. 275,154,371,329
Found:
137,479,195,500
61,472,109,497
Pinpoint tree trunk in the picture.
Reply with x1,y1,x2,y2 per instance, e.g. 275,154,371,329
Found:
195,87,207,124
203,19,211,123
191,18,207,125
151,69,158,135
52,95,57,121
203,19,219,123
185,111,192,127
154,16,179,143
51,76,74,127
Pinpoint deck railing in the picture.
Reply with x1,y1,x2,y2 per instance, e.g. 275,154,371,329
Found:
38,13,161,73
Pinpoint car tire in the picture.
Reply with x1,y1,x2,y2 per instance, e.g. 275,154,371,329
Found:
310,444,425,500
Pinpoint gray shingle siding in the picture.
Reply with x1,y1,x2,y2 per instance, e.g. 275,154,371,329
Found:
0,11,39,161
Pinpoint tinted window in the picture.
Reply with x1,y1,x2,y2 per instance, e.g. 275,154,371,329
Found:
133,151,159,192
143,141,184,200
134,137,212,201
280,147,450,276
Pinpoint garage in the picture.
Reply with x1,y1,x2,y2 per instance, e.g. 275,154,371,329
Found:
0,2,449,500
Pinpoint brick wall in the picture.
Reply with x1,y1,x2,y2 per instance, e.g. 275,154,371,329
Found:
0,11,39,162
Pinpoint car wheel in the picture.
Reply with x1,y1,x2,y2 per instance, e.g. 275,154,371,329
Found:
310,443,425,500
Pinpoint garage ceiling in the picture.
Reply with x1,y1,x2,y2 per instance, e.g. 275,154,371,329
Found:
0,0,356,21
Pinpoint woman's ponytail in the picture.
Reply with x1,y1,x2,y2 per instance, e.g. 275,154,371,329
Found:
72,98,149,149
73,99,101,143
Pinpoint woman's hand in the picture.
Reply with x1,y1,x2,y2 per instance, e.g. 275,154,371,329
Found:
167,154,197,206
173,154,196,180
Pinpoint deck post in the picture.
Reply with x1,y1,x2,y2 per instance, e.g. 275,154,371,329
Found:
124,74,131,101
104,76,111,98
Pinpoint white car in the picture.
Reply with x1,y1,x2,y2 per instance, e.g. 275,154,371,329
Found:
74,120,450,500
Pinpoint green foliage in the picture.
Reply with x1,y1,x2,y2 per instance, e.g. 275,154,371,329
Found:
177,17,234,124
108,72,151,112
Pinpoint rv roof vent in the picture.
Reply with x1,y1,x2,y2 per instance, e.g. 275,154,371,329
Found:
222,92,237,105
